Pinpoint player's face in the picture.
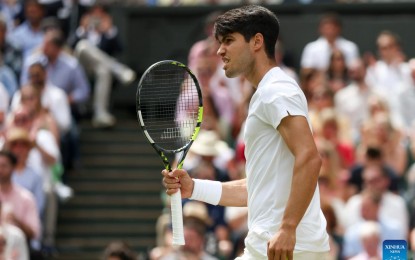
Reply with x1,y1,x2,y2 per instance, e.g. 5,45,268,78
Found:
217,32,254,78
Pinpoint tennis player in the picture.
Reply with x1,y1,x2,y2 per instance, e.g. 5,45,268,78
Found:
162,5,329,260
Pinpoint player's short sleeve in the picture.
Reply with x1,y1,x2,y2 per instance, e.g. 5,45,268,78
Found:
261,93,308,129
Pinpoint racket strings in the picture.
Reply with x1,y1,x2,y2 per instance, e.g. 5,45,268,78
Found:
139,65,199,151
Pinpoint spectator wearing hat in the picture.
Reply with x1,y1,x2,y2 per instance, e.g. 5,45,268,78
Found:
6,127,45,218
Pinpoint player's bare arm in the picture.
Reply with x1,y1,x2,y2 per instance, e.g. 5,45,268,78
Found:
163,169,248,207
267,115,322,260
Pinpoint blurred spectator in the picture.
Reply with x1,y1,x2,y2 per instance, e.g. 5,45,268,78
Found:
300,12,359,73
0,82,8,136
17,84,60,142
21,28,90,120
69,3,136,128
150,211,173,260
320,200,342,260
0,150,41,251
6,127,45,218
101,240,137,260
5,105,63,252
326,49,350,93
187,11,220,72
316,138,352,231
365,31,411,129
193,48,230,138
0,14,22,83
0,0,23,33
334,58,373,143
7,0,45,59
317,108,354,169
20,28,88,172
396,58,415,134
11,62,71,136
161,202,219,260
187,129,232,177
275,40,298,83
348,146,399,195
343,190,404,258
299,68,326,104
344,164,409,234
348,221,382,260
357,112,407,177
0,200,29,260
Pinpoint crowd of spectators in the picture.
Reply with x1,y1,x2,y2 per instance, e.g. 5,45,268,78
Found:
0,0,136,259
149,11,415,260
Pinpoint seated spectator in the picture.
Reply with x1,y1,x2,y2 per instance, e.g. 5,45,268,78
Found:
344,164,409,234
7,0,45,60
300,12,359,73
11,62,71,137
396,58,415,134
5,106,63,252
18,84,60,142
20,28,90,122
6,127,45,218
320,200,342,260
343,190,404,258
348,221,382,260
365,31,411,120
0,200,29,260
161,202,219,260
69,3,136,128
357,112,407,177
326,49,350,93
334,58,373,144
0,82,8,139
0,150,41,252
348,146,400,195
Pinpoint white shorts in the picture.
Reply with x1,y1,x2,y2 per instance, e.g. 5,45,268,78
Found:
235,230,329,260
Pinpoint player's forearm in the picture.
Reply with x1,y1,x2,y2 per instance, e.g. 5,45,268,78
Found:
219,178,248,207
281,153,321,231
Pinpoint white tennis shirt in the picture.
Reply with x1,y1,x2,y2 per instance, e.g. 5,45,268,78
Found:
242,67,329,257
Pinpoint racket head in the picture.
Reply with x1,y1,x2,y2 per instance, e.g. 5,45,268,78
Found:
136,60,203,169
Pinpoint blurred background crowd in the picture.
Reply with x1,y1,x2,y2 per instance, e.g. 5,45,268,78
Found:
0,0,414,260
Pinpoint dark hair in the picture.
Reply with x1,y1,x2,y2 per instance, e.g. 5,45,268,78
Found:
320,12,342,28
214,5,279,59
47,29,65,48
0,150,17,167
101,241,136,260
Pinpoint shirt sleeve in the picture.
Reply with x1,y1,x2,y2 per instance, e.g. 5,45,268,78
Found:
70,64,90,103
261,93,308,129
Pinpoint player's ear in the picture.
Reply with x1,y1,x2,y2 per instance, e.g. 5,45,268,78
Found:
252,33,264,51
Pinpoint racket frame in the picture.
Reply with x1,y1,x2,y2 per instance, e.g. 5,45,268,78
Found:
136,60,203,245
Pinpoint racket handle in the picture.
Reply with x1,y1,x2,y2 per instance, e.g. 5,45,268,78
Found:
170,190,185,245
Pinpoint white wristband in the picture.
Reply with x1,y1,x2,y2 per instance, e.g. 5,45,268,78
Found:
189,179,222,205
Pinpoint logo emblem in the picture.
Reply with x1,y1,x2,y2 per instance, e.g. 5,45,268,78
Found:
383,240,407,260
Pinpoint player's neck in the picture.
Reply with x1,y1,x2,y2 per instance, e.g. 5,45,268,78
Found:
249,58,277,88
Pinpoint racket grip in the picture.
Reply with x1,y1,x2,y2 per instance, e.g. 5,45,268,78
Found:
170,190,185,245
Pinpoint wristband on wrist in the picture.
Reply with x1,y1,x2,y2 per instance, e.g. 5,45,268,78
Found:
189,179,222,205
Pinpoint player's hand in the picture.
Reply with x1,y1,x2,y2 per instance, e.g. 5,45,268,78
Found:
161,169,194,198
267,228,295,260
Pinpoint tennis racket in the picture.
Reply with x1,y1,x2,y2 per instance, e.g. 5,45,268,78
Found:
136,60,203,245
